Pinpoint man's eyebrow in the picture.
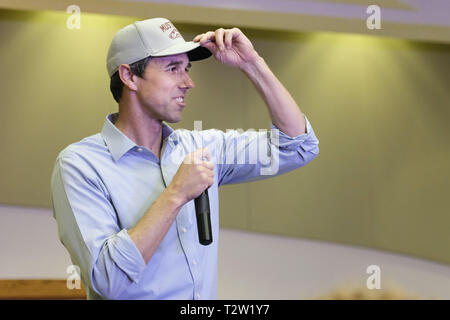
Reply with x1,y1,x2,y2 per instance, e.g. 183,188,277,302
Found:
165,61,192,69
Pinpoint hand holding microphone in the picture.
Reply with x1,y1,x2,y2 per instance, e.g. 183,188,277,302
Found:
168,147,214,245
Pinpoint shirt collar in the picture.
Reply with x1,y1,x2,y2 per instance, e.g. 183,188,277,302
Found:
101,113,175,162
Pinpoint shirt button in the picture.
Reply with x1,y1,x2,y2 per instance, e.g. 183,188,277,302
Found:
182,227,187,233
196,294,200,299
136,147,143,152
192,259,197,265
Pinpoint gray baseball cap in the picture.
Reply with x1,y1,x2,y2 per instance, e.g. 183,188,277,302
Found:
106,17,212,78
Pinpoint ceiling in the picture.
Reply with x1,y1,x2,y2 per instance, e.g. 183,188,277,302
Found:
0,0,449,43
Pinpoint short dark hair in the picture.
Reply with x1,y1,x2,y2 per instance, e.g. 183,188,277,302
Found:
109,56,152,103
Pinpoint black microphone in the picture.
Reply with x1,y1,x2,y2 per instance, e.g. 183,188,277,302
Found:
194,189,212,246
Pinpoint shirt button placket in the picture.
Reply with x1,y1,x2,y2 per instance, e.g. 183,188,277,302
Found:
177,212,198,300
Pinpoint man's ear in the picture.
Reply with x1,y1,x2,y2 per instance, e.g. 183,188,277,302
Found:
118,64,138,92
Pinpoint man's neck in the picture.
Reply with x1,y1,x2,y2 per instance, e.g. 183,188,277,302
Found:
115,105,164,159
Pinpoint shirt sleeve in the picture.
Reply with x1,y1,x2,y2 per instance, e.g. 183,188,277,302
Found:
51,150,146,299
215,113,319,186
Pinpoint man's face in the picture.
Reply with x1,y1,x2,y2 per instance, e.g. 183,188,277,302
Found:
135,53,195,123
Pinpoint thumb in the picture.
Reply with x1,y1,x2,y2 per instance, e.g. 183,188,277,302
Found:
194,147,211,163
185,147,211,165
200,41,218,55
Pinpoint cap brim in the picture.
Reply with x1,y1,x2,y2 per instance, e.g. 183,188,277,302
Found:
152,41,212,61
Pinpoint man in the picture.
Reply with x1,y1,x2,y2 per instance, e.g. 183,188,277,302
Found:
51,17,319,300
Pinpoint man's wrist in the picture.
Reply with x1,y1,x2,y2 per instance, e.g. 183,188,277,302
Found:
239,55,266,77
163,185,187,209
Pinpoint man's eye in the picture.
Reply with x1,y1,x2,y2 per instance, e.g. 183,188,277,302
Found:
168,66,189,73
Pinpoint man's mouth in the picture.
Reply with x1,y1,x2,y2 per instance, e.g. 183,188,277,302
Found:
174,96,186,107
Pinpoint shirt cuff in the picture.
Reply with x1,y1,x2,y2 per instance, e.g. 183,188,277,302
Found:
270,114,319,154
107,229,146,284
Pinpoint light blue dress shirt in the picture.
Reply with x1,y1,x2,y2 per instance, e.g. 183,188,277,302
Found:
51,112,319,300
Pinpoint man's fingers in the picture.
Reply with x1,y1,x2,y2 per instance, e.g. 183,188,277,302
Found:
224,30,233,49
198,147,211,162
197,28,241,54
201,161,215,171
199,31,216,45
193,33,204,42
186,147,211,164
214,28,225,51
195,32,217,54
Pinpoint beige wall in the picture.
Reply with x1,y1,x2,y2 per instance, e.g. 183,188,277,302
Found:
1,9,449,264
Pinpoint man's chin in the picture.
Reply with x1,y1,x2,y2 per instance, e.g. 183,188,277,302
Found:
164,116,182,124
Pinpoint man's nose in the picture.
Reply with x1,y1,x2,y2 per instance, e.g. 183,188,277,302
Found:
181,72,195,89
